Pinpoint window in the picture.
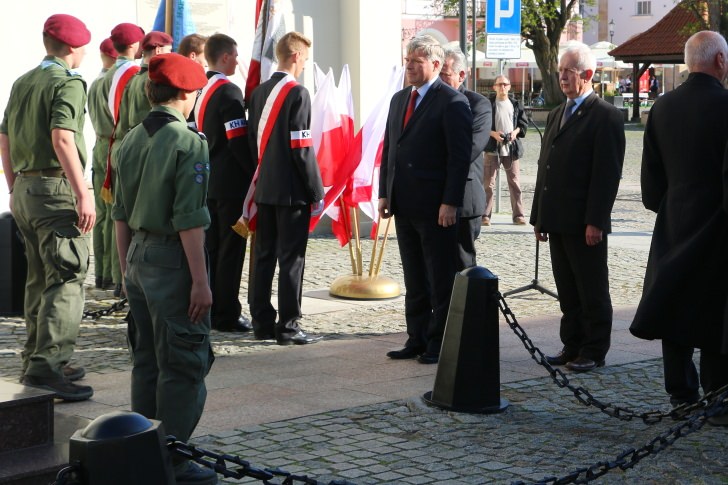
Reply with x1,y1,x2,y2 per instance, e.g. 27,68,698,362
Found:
636,1,651,15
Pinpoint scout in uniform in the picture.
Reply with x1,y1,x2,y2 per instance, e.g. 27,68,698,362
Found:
0,14,94,401
178,33,208,68
112,53,217,485
98,22,145,296
88,37,117,290
192,33,254,333
243,32,324,345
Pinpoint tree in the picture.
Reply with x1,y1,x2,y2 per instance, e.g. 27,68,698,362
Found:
431,0,582,105
681,0,728,38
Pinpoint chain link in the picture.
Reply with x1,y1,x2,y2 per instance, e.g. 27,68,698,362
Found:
497,293,728,423
82,298,128,320
167,438,357,484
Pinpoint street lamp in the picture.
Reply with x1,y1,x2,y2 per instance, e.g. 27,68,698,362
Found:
609,19,615,44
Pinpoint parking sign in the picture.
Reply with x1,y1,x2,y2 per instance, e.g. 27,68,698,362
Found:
486,0,521,34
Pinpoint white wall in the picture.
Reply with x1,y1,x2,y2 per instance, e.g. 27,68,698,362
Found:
582,0,675,45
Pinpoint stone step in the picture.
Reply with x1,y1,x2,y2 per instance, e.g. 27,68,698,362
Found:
0,380,54,453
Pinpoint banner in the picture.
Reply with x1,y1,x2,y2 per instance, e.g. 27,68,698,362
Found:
153,0,197,51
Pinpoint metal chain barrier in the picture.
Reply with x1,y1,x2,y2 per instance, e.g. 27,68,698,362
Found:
497,293,728,423
82,298,128,320
167,438,357,485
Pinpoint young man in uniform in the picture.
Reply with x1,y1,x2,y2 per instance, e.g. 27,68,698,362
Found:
0,14,94,401
88,37,117,290
178,33,208,69
112,53,217,485
193,33,254,333
244,32,324,345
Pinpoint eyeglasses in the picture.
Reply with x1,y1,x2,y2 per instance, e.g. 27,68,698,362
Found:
494,83,510,87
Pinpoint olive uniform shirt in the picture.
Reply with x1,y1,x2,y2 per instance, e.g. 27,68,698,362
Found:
87,68,114,173
116,64,151,140
0,56,87,169
111,105,210,233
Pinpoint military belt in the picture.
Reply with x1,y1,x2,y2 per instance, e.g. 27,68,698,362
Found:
19,168,65,178
132,230,181,242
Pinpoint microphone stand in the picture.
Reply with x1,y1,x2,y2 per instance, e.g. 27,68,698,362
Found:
502,109,558,300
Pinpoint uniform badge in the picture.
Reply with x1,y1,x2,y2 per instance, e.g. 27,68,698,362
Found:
194,174,204,184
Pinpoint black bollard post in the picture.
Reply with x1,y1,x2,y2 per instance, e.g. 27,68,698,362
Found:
68,411,175,484
423,266,509,413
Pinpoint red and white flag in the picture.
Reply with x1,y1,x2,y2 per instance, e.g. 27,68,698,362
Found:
244,0,290,102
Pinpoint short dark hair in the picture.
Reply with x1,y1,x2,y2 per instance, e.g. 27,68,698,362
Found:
145,79,180,105
178,33,207,57
42,32,68,55
204,33,236,65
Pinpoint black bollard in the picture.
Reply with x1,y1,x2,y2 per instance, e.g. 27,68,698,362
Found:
0,212,26,316
69,411,175,484
423,266,509,413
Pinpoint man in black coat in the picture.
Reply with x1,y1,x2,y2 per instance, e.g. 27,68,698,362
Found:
440,46,491,269
630,30,728,411
530,42,625,373
245,32,324,346
379,35,472,364
193,33,255,333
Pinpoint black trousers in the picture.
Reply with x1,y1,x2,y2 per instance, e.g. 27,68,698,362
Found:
662,339,728,406
249,203,310,336
456,215,481,271
206,198,246,327
394,215,459,355
548,232,612,361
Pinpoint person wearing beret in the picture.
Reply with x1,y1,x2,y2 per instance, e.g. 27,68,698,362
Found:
0,14,94,401
190,33,254,334
112,53,217,485
88,38,118,291
98,22,145,297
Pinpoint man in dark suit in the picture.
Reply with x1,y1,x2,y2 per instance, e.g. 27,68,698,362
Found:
440,47,491,270
530,42,625,373
193,33,255,333
630,31,728,414
379,35,472,364
245,32,324,346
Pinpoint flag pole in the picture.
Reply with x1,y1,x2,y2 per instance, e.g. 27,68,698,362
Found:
352,206,363,276
374,217,393,276
165,0,173,35
368,217,379,277
340,199,358,274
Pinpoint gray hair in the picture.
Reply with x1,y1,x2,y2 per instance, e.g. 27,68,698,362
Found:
406,34,445,65
560,41,596,73
443,46,467,74
685,30,728,72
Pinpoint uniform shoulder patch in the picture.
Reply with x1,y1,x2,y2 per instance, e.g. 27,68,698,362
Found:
188,126,207,140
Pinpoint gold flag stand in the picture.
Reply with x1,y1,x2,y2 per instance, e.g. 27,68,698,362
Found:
329,200,400,300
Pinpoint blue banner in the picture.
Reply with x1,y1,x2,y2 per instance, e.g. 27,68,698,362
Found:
153,0,196,51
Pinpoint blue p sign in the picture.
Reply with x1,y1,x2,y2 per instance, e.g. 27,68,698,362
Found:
486,0,522,35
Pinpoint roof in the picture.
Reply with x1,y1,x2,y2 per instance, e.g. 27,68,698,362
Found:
609,2,696,63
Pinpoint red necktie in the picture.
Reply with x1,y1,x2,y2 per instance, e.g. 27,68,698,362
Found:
403,89,418,128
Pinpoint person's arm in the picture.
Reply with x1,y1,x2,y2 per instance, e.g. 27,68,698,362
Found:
114,220,132,283
0,133,14,213
51,128,95,233
179,226,212,324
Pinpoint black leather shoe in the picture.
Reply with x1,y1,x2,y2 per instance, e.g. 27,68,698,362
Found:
252,321,275,340
417,352,439,364
214,315,253,333
565,357,605,372
23,375,93,402
95,276,104,289
277,330,321,346
386,347,423,360
545,350,577,366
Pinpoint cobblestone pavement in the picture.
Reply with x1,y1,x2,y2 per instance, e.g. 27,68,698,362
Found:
2,125,726,484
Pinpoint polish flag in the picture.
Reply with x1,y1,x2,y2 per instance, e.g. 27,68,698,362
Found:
245,0,291,102
309,65,360,246
350,66,404,238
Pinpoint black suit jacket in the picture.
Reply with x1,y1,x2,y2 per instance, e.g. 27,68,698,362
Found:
379,78,472,218
459,85,490,218
247,72,324,206
630,72,728,351
530,92,624,235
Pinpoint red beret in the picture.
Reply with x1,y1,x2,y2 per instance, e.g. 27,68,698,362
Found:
149,53,207,91
142,31,173,51
110,23,145,46
43,14,91,48
100,38,117,59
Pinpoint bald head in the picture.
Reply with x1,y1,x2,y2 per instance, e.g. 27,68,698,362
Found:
685,30,728,80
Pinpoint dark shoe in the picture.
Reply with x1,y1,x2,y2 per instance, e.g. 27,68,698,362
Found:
276,330,321,346
95,276,104,289
545,350,577,366
113,283,124,298
174,460,218,485
417,352,439,364
102,278,114,289
386,347,424,360
252,321,275,340
707,413,728,427
62,365,85,382
23,375,93,402
213,315,253,333
565,356,605,373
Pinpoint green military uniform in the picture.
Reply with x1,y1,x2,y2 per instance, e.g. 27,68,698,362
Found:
0,56,89,381
116,64,152,138
112,105,213,443
87,68,114,286
98,56,137,286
